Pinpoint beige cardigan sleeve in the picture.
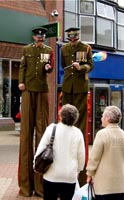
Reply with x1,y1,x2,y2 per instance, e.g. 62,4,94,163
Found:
86,131,104,176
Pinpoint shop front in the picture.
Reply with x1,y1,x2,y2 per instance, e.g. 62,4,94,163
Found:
0,59,21,124
56,43,124,144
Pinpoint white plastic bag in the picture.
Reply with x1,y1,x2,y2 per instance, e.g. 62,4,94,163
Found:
75,179,80,191
72,183,92,200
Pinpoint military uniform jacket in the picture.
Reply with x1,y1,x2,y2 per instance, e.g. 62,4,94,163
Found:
19,43,54,92
61,41,93,93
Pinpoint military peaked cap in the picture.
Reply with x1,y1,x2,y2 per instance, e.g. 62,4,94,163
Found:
32,27,48,37
65,27,80,39
65,27,80,33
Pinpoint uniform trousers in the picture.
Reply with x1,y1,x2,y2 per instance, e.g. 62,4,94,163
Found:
62,92,87,135
43,179,76,200
62,91,87,186
95,193,124,200
18,91,49,197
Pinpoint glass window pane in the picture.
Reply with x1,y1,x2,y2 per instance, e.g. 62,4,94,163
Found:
2,60,10,117
118,12,124,25
97,2,115,20
108,0,117,2
64,0,77,12
11,61,21,122
118,26,124,50
80,16,95,43
64,12,78,40
0,61,3,117
80,0,95,14
118,0,124,8
97,18,113,47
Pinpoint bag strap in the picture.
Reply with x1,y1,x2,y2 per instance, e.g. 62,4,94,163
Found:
49,125,56,147
88,183,95,200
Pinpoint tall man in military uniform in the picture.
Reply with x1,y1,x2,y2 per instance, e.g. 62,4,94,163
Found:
61,27,93,185
18,27,54,197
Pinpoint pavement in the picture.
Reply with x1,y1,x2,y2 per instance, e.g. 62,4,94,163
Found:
0,123,92,200
0,123,42,200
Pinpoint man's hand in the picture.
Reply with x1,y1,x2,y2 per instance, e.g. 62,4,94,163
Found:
72,62,81,71
45,63,52,71
18,83,25,91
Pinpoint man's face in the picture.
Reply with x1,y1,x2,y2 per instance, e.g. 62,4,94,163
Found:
67,33,79,42
33,35,45,44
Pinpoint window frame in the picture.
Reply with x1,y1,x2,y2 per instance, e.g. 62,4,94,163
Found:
79,0,95,15
80,15,95,43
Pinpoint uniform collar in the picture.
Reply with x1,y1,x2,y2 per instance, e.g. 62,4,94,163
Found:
70,39,80,47
34,42,45,48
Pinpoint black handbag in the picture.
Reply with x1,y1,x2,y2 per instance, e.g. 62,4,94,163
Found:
34,125,56,174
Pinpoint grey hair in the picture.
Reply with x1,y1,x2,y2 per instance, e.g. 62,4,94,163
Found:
59,104,79,126
103,106,122,123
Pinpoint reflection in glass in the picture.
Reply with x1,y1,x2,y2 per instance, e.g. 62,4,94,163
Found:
97,2,115,20
80,16,94,43
118,11,124,25
97,17,113,47
118,26,124,50
2,60,10,117
80,0,94,14
95,88,109,133
64,12,78,41
64,0,77,12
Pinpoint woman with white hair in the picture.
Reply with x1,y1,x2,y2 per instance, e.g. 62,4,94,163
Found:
86,106,124,200
34,104,85,200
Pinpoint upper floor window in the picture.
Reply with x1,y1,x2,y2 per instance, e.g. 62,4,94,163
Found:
64,0,77,12
80,0,95,15
96,17,114,47
80,16,95,43
97,2,115,20
64,0,124,50
64,12,78,40
107,0,117,2
96,2,115,48
117,11,124,50
118,0,124,8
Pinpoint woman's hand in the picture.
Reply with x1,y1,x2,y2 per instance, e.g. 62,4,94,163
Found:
86,175,93,184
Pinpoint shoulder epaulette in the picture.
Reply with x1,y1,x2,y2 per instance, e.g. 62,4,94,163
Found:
44,44,52,49
61,43,70,48
24,43,33,48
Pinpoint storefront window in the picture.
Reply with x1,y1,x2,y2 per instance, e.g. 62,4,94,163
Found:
11,61,21,122
0,59,21,120
2,60,10,117
0,60,3,117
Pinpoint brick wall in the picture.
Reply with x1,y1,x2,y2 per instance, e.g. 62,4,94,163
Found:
0,0,46,16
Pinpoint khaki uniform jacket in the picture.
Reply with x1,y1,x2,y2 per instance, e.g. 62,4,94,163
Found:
86,124,124,195
61,41,93,93
19,43,54,92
